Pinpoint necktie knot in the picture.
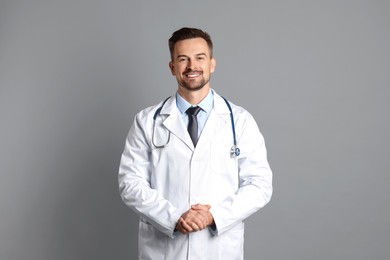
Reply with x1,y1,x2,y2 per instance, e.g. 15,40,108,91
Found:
186,106,202,116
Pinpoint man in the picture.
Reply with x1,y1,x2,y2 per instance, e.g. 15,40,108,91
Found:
118,27,273,260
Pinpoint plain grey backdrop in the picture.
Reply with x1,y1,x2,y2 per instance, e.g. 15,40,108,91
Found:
1,0,389,259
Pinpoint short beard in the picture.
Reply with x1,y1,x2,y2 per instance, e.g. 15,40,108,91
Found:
179,78,208,92
178,71,210,92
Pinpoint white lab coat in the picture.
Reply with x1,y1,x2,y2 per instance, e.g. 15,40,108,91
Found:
119,90,272,260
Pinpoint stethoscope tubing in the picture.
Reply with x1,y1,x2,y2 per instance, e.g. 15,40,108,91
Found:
152,96,240,157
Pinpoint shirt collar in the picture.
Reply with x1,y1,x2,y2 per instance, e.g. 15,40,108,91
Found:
176,89,214,114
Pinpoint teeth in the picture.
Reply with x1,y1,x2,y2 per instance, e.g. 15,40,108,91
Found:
186,73,200,78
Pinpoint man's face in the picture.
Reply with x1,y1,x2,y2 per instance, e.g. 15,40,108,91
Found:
169,38,216,92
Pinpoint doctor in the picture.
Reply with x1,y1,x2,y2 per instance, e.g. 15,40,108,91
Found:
118,27,273,260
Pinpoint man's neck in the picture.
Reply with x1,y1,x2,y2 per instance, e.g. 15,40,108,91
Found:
177,86,210,105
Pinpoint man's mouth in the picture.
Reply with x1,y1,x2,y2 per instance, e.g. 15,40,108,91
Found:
184,71,202,78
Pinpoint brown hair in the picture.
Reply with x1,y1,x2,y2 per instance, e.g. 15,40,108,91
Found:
168,27,213,60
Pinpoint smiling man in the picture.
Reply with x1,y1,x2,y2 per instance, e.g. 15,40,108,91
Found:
169,37,216,96
119,27,273,260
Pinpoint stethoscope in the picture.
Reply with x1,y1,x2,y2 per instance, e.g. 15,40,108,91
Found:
152,96,240,157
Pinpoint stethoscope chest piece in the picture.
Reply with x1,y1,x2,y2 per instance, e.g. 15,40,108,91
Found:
231,145,240,157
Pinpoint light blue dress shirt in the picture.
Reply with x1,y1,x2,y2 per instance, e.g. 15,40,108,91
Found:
176,89,214,138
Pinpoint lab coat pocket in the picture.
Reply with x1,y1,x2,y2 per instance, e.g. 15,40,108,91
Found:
210,138,237,175
139,219,167,259
220,222,245,260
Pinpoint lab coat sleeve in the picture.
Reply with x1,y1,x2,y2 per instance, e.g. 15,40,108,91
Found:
118,111,182,238
209,112,273,235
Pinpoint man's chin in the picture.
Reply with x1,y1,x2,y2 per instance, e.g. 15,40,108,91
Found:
179,80,209,92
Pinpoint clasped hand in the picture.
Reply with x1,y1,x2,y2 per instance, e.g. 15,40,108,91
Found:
176,204,214,234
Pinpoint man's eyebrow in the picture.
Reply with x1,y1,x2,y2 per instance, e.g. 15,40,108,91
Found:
176,53,208,59
176,54,189,59
195,53,207,57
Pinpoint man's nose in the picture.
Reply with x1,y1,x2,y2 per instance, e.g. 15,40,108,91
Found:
186,59,197,70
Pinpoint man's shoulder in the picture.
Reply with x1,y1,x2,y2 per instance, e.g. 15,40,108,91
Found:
213,92,252,118
136,96,174,120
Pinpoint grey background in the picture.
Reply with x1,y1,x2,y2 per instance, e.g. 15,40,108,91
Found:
1,0,389,259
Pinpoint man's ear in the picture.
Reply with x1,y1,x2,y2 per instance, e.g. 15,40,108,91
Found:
169,61,175,75
210,58,216,73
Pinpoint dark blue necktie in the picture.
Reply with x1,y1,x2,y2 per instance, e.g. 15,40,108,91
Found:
186,106,202,146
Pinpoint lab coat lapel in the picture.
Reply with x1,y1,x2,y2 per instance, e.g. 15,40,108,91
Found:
196,93,231,148
160,95,194,149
